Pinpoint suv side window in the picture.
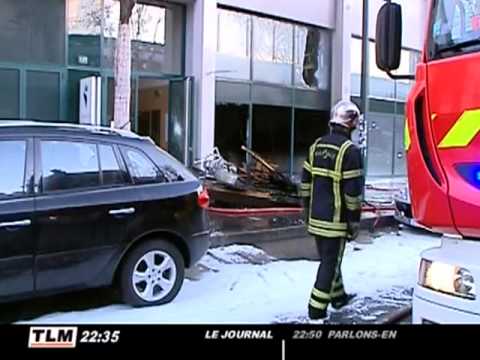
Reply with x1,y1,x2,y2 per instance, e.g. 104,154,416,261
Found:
41,140,100,192
0,140,27,199
99,144,127,186
122,147,164,184
154,151,185,183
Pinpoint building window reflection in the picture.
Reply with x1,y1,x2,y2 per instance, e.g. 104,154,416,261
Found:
67,0,102,67
216,9,251,80
253,17,293,85
350,36,420,101
103,1,165,44
349,36,419,177
216,7,332,90
103,0,181,73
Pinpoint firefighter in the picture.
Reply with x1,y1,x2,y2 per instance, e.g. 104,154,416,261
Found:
300,100,364,320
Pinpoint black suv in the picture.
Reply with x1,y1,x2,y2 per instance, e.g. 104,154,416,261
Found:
0,122,210,307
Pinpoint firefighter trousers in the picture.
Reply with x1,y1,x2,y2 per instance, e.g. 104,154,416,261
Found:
309,236,347,314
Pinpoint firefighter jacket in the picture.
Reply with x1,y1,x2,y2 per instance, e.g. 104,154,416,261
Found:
300,127,364,238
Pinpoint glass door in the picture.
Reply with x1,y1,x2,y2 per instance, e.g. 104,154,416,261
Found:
137,78,170,150
168,77,193,165
104,75,137,128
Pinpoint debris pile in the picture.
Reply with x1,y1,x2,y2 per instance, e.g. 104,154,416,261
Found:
193,147,240,187
240,146,296,193
193,147,300,209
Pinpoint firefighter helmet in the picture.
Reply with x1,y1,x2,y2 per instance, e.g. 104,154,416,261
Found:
329,100,361,129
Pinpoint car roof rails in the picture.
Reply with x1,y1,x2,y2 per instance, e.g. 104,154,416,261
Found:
0,118,144,140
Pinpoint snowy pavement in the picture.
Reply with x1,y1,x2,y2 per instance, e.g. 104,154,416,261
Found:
19,228,440,324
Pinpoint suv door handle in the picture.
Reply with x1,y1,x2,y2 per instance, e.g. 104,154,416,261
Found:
109,208,135,216
0,220,32,229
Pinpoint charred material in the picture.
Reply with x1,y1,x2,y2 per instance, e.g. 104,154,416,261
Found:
194,147,301,209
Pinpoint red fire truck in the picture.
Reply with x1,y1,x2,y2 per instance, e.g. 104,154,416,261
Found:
376,0,480,323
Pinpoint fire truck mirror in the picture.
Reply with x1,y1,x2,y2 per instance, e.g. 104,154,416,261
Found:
376,2,402,72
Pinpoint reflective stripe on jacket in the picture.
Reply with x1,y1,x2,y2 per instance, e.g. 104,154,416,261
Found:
300,127,364,238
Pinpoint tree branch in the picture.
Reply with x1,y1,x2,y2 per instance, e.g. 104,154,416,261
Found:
120,0,136,24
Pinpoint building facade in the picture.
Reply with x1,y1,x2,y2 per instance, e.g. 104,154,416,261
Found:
0,0,428,178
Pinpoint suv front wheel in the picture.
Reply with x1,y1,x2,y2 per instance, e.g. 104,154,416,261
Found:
119,239,185,307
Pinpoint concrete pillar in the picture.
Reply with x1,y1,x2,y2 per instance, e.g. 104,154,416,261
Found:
185,0,217,162
330,0,353,105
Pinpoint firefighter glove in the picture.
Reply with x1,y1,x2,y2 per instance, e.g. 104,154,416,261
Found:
347,222,360,241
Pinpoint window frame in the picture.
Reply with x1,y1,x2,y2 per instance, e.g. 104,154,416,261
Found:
427,0,480,61
98,143,130,187
216,6,332,89
119,144,166,185
35,136,129,195
0,136,33,200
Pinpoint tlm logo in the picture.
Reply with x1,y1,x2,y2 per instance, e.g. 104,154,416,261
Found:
28,327,78,349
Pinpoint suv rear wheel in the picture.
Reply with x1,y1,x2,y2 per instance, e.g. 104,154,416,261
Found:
119,240,185,307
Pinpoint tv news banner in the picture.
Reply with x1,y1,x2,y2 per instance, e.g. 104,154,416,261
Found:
2,324,477,353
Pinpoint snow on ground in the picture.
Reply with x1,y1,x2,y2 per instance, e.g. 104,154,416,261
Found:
23,229,439,324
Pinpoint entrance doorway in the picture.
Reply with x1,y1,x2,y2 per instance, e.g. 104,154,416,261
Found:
136,77,192,165
104,76,192,165
138,78,169,150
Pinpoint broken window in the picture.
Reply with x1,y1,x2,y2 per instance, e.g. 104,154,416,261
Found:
252,105,291,174
295,25,331,90
214,104,249,166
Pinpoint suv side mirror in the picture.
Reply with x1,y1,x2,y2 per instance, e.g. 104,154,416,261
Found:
376,2,402,72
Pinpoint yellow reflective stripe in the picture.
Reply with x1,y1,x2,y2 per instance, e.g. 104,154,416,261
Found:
312,288,330,300
333,141,351,222
309,138,322,164
309,218,348,230
345,194,362,202
439,109,480,148
345,203,362,211
343,169,363,179
315,144,340,152
346,203,361,211
299,190,310,197
333,180,341,221
308,138,322,216
311,168,342,180
331,289,346,298
335,141,352,173
307,225,346,238
345,194,362,209
309,298,328,310
303,161,312,173
300,183,311,190
404,118,411,151
330,240,346,295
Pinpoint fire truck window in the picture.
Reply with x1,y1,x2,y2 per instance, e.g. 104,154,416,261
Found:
431,0,480,52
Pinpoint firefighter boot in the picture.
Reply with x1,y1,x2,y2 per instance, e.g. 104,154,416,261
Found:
308,305,327,320
331,293,357,310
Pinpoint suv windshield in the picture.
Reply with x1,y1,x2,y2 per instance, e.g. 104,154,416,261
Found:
430,0,480,58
